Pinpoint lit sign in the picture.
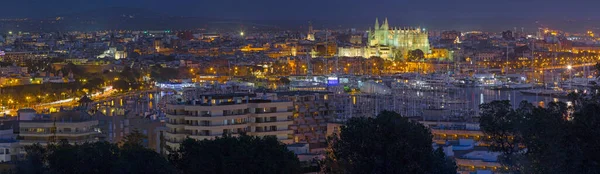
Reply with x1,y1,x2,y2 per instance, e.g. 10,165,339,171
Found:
327,77,339,86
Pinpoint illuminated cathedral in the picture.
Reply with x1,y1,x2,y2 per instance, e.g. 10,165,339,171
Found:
366,18,430,60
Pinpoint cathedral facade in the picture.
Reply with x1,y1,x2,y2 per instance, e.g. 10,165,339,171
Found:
366,18,430,60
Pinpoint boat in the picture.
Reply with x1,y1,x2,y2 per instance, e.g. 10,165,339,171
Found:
472,73,504,88
490,83,534,90
519,88,568,98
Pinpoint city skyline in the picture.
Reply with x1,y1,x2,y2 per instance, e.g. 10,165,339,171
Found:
0,1,599,173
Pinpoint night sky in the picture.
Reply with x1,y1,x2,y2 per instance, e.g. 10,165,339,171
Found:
3,0,599,31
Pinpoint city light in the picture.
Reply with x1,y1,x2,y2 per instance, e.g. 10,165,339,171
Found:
1,4,599,173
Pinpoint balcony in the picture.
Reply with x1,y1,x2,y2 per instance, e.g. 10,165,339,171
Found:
185,114,250,121
252,129,294,136
165,138,184,144
184,123,248,130
253,120,293,127
188,135,216,140
20,139,97,146
254,111,293,118
165,130,191,137
166,114,186,118
189,133,241,140
223,110,250,116
20,131,98,137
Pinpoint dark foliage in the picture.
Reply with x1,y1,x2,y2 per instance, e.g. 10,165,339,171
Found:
322,111,457,174
168,134,301,174
480,98,600,173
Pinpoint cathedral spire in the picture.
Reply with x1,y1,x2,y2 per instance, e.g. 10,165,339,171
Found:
383,18,389,30
374,18,379,30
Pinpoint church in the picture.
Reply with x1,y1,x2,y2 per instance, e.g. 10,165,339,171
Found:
366,18,431,60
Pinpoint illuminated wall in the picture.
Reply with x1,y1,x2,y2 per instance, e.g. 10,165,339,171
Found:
367,18,431,60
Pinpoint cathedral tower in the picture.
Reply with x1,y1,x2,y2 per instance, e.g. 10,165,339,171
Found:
306,21,315,41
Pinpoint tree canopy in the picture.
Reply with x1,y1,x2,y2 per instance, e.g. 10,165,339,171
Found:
479,99,600,173
150,67,180,83
321,111,457,174
407,49,425,62
16,133,176,174
168,134,301,174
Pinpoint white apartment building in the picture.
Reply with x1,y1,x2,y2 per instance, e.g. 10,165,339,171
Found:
165,94,294,150
18,110,99,146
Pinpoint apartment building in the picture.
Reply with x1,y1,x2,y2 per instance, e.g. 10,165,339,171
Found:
164,93,294,150
18,110,100,146
0,121,19,163
272,91,333,145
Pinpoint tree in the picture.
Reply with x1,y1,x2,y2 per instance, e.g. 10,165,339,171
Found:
479,100,526,171
120,66,141,82
407,49,425,62
121,129,147,148
16,144,47,174
16,141,176,174
168,134,301,174
392,49,404,61
113,79,130,91
279,77,291,85
82,77,105,93
322,111,457,174
479,98,600,173
150,67,179,82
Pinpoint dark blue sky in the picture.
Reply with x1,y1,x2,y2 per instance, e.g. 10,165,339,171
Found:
4,0,597,19
3,0,599,31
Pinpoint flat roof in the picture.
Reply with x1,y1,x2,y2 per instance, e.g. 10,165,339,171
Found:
275,91,332,96
197,93,256,99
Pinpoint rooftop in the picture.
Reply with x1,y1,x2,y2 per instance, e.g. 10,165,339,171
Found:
287,143,309,148
22,110,94,123
275,91,332,96
196,93,257,99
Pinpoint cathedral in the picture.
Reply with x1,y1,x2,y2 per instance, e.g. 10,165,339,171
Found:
366,18,430,60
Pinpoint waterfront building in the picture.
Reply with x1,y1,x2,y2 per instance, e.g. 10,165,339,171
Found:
164,93,294,150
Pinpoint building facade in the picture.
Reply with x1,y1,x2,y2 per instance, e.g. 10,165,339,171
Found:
337,47,365,57
367,18,430,60
273,91,333,145
18,110,100,146
164,94,294,150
